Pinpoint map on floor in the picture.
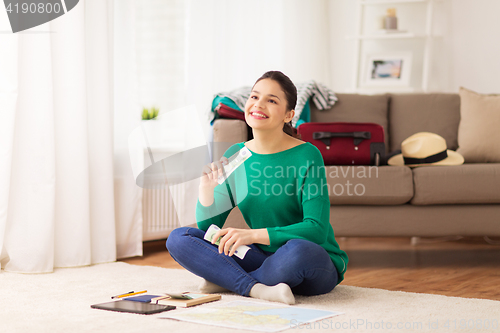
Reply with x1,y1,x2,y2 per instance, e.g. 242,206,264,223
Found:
159,300,343,332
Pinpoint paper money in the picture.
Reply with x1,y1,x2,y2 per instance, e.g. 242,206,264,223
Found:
165,293,193,300
217,147,252,184
203,224,250,259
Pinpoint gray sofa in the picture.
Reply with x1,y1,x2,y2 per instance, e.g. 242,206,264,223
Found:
212,93,500,237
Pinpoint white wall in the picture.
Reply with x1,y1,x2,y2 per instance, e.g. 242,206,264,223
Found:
328,0,500,94
328,0,357,93
448,0,500,93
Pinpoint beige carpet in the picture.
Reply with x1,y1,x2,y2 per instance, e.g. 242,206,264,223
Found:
1,262,498,332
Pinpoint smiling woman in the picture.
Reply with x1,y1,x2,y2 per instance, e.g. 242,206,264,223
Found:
245,71,300,141
166,71,348,306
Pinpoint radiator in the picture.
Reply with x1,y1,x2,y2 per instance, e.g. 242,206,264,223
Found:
142,183,182,241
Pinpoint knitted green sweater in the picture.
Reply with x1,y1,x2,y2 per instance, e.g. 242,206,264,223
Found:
196,142,348,283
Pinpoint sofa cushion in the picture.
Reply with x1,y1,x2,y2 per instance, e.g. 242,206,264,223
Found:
326,166,413,205
331,205,500,237
411,164,500,205
310,93,390,151
389,93,460,152
457,87,500,163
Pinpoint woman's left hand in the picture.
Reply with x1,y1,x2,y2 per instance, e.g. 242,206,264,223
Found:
212,228,269,257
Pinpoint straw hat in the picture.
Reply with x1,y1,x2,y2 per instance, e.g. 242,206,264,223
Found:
388,132,464,167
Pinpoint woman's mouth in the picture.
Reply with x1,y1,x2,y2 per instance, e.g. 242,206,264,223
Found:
250,111,269,119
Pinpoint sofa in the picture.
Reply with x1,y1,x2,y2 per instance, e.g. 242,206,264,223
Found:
211,91,500,237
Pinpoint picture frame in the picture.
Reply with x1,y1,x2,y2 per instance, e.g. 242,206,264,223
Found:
362,52,412,87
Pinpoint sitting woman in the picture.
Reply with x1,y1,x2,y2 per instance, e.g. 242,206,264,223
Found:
167,71,348,305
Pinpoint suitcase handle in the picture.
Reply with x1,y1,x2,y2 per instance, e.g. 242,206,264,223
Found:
313,131,371,146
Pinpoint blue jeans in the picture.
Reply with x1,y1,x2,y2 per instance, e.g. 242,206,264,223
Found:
166,227,338,297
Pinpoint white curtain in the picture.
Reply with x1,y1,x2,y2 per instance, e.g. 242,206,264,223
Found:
0,0,116,273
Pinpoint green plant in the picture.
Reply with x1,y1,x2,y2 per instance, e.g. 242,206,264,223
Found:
141,107,159,120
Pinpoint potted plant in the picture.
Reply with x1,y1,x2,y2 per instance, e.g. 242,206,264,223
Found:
141,107,161,144
141,107,159,120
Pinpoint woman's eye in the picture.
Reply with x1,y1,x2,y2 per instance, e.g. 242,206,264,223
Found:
251,95,258,100
269,99,276,104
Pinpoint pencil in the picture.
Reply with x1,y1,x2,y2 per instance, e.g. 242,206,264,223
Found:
112,290,147,299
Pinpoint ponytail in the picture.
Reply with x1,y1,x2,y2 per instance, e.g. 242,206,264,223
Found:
283,121,300,139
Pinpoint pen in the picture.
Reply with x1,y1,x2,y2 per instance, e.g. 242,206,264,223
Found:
111,290,147,299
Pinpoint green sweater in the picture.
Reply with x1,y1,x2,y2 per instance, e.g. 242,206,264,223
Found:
196,142,348,283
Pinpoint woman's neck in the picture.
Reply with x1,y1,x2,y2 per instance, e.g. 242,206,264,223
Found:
249,129,290,154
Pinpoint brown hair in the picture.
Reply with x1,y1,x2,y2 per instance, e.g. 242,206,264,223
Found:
253,71,300,139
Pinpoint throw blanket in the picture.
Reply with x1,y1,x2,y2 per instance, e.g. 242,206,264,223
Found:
213,80,337,127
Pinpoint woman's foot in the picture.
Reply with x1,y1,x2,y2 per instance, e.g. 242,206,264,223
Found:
198,278,229,293
249,283,295,305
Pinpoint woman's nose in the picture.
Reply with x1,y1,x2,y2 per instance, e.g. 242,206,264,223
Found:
254,99,264,108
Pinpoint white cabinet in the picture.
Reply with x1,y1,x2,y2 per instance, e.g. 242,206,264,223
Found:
348,0,444,93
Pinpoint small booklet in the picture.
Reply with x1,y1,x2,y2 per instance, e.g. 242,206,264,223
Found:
151,293,221,308
123,295,162,303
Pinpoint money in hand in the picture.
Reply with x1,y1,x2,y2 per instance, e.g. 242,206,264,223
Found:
217,147,252,184
203,224,250,259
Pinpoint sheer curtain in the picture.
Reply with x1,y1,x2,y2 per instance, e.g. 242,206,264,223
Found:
0,0,116,273
112,0,188,258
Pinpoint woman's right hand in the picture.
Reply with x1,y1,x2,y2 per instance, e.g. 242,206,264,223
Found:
199,157,229,206
200,157,229,189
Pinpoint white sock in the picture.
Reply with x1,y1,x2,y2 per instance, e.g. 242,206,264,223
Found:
198,278,228,293
249,283,295,305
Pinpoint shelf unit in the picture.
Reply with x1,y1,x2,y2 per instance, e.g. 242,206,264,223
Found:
360,0,428,4
349,0,438,93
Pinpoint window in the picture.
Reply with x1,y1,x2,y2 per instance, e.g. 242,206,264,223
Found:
134,0,186,112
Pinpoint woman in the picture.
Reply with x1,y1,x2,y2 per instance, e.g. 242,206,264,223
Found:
167,71,348,304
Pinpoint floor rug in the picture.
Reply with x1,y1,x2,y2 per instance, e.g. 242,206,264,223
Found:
1,262,498,332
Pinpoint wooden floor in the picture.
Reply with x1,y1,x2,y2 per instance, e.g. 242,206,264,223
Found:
121,236,500,301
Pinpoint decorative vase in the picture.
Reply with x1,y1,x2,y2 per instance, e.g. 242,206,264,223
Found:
384,8,398,30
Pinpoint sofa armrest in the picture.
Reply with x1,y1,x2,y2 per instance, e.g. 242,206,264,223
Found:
212,119,247,161
213,119,247,143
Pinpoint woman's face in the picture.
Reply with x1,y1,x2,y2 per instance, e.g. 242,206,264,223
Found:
244,78,293,132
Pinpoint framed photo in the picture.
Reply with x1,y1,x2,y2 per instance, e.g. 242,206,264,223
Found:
362,52,412,87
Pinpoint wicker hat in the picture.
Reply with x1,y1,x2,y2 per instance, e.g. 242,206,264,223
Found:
388,132,464,167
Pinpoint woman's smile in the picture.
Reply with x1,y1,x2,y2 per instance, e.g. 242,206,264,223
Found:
249,111,269,119
245,78,288,129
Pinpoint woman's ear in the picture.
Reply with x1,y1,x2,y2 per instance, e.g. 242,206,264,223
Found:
285,109,295,123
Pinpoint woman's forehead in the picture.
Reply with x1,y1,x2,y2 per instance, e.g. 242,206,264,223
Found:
253,79,285,98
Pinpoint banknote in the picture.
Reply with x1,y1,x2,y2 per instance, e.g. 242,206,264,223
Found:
203,224,250,259
217,146,252,184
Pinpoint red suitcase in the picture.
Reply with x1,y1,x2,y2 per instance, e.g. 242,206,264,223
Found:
298,122,385,166
215,103,245,121
214,103,254,140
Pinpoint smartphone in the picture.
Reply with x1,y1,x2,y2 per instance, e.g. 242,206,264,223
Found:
91,300,175,315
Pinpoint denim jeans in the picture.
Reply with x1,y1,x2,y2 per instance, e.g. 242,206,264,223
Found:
166,227,338,297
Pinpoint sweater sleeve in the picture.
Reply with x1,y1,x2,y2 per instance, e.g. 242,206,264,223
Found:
266,151,331,248
196,181,235,232
195,143,242,232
